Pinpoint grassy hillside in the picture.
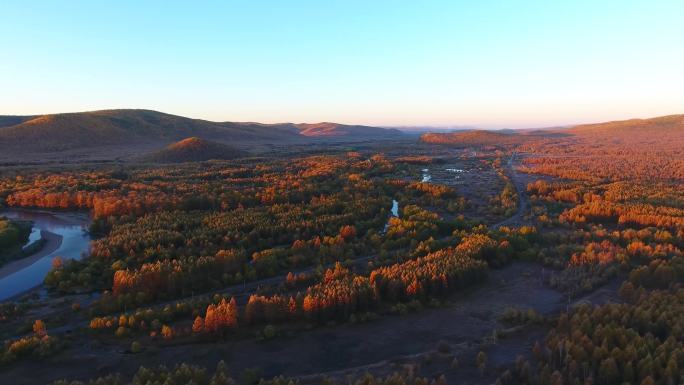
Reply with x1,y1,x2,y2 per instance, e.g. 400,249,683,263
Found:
421,114,684,149
564,114,684,151
568,114,684,134
142,137,247,163
0,110,404,155
0,110,302,152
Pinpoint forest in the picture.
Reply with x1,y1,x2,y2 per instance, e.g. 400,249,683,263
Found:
0,122,682,385
0,217,33,266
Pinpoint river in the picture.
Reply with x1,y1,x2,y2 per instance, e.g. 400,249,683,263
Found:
382,199,400,234
0,209,92,301
384,167,428,233
421,168,431,182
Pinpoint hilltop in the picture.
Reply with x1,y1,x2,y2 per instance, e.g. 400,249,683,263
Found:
142,137,247,163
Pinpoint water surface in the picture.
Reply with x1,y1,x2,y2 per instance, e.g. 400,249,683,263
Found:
390,199,399,217
0,209,91,300
421,168,431,183
383,199,400,234
23,227,42,250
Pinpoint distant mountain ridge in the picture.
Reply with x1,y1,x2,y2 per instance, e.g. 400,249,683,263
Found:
0,115,37,128
420,114,684,147
295,122,403,138
0,109,404,153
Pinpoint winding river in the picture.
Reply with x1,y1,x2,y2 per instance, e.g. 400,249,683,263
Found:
0,167,437,301
0,209,92,301
383,167,429,233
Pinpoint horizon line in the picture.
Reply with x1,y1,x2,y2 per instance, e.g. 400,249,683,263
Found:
1,107,681,131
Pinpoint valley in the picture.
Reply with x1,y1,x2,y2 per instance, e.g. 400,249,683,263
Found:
3,2,684,384
0,113,682,385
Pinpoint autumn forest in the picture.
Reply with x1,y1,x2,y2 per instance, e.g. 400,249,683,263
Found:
0,112,682,385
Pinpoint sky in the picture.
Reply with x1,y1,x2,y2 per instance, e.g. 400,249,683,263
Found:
1,1,683,128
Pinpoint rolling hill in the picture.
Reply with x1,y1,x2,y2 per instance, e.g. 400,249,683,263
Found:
0,110,301,152
295,122,403,138
0,109,404,156
421,114,684,148
565,114,684,150
142,137,247,163
420,114,684,181
568,114,684,134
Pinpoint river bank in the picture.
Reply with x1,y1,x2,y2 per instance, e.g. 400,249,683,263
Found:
0,208,92,301
0,230,63,280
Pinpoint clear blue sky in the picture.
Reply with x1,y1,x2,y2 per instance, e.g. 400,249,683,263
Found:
1,1,683,128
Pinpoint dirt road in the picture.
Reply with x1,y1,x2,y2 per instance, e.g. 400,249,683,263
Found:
493,153,529,230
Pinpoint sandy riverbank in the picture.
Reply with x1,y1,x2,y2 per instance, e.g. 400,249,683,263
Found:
0,230,63,280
